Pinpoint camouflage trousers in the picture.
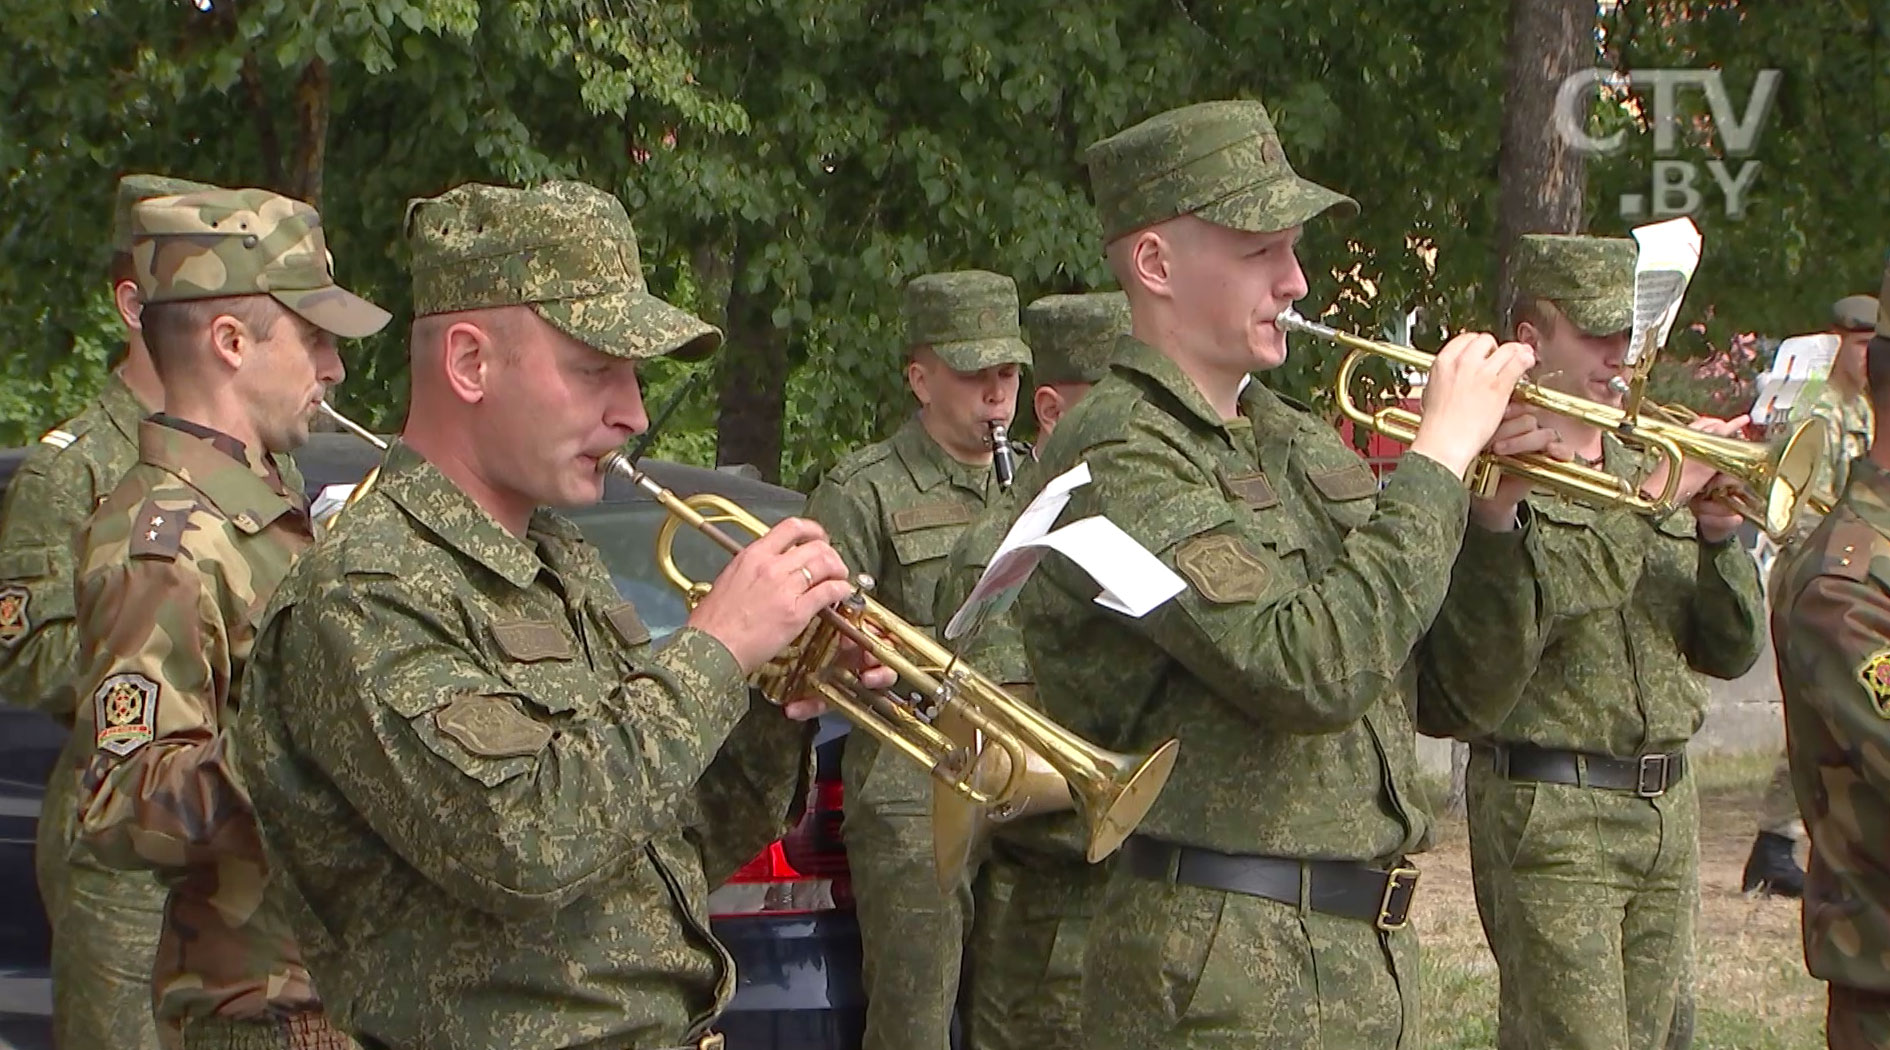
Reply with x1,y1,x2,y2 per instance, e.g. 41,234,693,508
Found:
1079,864,1418,1049
1467,750,1698,1050
1828,985,1890,1050
1755,748,1805,840
179,1012,358,1050
960,839,1106,1050
843,734,973,1050
35,736,171,1050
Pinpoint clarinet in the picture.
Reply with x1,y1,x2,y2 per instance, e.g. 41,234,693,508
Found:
989,421,1017,491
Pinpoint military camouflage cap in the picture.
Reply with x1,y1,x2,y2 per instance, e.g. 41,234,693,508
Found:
405,181,720,361
1513,234,1636,337
1023,292,1130,386
902,270,1032,372
1833,294,1880,333
132,188,391,339
112,174,216,254
1084,100,1357,242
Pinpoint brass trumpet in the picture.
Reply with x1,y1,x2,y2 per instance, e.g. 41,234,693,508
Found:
602,450,1179,883
1277,311,1826,539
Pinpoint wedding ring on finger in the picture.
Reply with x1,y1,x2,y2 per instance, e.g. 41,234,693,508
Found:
800,566,814,590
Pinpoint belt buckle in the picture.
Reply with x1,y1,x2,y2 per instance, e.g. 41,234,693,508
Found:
1375,866,1420,931
700,1035,726,1050
1636,754,1670,798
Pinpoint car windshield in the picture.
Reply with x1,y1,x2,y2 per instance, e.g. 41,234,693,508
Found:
567,496,805,639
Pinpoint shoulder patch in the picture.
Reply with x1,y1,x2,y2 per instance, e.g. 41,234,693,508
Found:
1859,649,1890,719
1175,533,1271,604
128,499,191,561
0,585,29,647
823,441,897,486
94,672,159,756
435,694,553,758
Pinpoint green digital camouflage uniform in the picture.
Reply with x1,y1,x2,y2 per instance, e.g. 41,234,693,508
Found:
1018,102,1470,1050
232,181,809,1050
932,291,1127,1050
1419,235,1767,1050
803,270,1031,1050
1771,279,1890,1049
72,186,387,1050
0,173,204,1050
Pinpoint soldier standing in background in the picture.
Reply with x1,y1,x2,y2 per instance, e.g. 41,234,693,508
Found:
0,172,209,1050
72,186,388,1049
803,270,1031,1050
934,290,1128,1050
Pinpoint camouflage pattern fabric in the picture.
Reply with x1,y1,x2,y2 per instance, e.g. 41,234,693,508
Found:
1800,382,1875,528
934,490,1102,1050
1013,335,1470,1049
70,417,326,1037
232,440,810,1050
1755,753,1805,839
112,174,217,254
131,188,388,339
804,413,1004,1050
1511,234,1636,336
406,180,721,361
1083,100,1356,241
1773,457,1890,1016
1420,435,1766,1050
1828,985,1890,1050
0,374,169,1050
902,270,1032,372
1021,292,1129,387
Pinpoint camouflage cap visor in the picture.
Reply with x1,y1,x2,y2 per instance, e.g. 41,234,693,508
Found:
533,289,723,362
932,335,1032,373
1192,169,1358,238
1093,125,1358,240
273,285,392,339
1551,291,1634,338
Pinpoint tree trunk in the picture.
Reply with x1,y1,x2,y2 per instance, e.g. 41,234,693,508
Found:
1495,0,1594,333
714,237,789,483
289,59,331,209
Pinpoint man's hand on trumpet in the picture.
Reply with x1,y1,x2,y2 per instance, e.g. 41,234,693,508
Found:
1408,332,1539,479
1688,476,1747,545
1637,414,1751,515
1467,405,1575,532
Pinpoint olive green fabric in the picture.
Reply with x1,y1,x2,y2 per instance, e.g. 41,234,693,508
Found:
902,270,1032,372
1023,292,1130,386
1513,234,1636,337
113,174,217,254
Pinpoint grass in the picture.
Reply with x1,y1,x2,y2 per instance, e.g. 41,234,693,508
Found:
1415,750,1825,1048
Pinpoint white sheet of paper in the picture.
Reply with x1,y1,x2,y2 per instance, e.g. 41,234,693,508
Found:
943,461,1186,639
310,483,356,523
1626,217,1703,367
1748,333,1840,422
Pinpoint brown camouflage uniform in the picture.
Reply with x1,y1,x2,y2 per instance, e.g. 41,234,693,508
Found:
1772,277,1890,1049
932,291,1126,1050
803,270,1031,1050
232,181,807,1050
72,185,385,1050
0,172,211,1050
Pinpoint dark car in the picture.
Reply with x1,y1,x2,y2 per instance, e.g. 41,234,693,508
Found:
0,433,864,1050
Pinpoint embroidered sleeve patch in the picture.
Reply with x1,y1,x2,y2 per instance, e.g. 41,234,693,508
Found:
94,673,160,756
435,695,553,759
1174,533,1271,605
0,585,29,647
1858,649,1890,719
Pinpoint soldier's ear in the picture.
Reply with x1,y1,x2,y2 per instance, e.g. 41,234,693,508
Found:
207,312,248,372
113,280,143,333
438,318,496,405
906,350,932,407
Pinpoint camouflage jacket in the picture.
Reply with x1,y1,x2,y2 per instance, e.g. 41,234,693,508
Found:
1774,456,1890,992
71,416,318,1024
1419,435,1766,754
232,441,810,1050
0,372,149,720
1789,381,1875,545
804,414,1002,630
1012,336,1464,862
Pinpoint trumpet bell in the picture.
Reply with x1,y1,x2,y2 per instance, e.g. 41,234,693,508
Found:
1749,418,1825,537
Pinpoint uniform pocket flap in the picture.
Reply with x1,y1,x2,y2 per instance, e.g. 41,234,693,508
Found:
891,501,974,533
601,602,651,647
889,520,968,567
489,619,575,663
1308,463,1378,502
0,547,53,581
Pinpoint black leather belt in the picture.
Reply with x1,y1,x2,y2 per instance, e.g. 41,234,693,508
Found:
1121,836,1419,931
1490,743,1686,798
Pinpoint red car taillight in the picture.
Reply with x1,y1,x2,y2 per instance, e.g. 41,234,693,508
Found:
708,779,852,918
